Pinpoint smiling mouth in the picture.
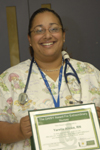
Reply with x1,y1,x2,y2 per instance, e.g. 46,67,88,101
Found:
41,42,55,46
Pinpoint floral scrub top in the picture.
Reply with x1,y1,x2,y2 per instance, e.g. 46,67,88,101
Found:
0,51,100,150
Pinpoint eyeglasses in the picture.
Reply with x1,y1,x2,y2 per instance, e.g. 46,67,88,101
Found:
30,26,62,35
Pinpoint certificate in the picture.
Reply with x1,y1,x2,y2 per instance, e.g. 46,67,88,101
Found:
28,103,100,150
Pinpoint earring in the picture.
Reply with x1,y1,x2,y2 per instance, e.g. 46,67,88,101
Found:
30,43,32,46
63,39,65,42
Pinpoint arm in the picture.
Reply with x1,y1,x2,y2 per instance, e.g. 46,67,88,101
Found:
96,107,100,120
0,116,32,144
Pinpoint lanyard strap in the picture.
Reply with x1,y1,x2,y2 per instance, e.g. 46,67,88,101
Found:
36,63,63,108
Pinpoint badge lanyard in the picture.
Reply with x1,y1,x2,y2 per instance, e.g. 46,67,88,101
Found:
18,57,82,105
36,62,63,108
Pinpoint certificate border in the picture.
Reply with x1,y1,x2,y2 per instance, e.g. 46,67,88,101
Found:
28,103,100,150
89,108,100,149
35,108,99,150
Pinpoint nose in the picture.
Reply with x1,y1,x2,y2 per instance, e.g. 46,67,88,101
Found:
43,29,52,39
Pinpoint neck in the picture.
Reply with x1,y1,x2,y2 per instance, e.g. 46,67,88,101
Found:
34,54,62,70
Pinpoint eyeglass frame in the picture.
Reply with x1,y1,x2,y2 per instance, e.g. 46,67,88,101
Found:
29,26,62,35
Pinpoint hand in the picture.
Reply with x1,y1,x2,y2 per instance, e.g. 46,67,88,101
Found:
20,116,32,139
96,107,100,119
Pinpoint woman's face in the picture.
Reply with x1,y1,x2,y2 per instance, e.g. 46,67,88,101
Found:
28,11,65,61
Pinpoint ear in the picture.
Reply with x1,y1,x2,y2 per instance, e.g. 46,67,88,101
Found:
28,35,31,44
63,32,65,42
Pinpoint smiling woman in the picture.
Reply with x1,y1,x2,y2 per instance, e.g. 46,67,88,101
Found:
0,7,100,150
28,9,65,67
27,9,66,82
27,9,65,81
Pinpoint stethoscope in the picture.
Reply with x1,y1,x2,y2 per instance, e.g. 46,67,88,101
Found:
18,57,83,105
64,59,83,104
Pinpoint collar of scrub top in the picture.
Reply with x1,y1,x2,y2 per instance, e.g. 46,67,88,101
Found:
24,51,69,94
19,51,82,105
35,59,63,108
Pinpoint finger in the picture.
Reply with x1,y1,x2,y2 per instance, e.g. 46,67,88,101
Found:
21,126,32,138
21,123,31,131
21,119,31,125
26,127,32,134
21,116,30,122
97,112,100,118
20,117,31,126
96,107,100,111
25,131,32,138
96,111,100,118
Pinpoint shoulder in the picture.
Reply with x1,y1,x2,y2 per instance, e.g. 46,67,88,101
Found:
6,59,31,72
70,58,100,77
0,59,31,81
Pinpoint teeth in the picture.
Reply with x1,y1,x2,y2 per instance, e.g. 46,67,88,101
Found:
42,42,53,46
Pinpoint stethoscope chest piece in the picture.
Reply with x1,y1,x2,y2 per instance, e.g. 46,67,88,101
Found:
18,93,28,105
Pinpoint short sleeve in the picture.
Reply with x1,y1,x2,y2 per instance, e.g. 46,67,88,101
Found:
0,71,17,123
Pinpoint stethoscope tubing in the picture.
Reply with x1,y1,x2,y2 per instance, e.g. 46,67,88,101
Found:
64,59,83,104
24,57,34,93
22,57,83,105
64,59,80,84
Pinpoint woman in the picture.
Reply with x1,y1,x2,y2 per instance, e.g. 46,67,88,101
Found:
0,8,100,150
